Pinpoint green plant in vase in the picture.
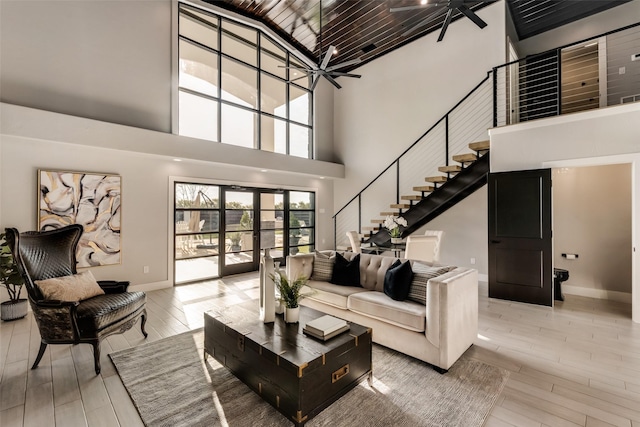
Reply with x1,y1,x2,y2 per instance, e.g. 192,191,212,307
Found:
270,271,310,323
0,232,27,321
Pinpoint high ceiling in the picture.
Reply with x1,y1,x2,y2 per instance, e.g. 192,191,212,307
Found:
209,0,631,71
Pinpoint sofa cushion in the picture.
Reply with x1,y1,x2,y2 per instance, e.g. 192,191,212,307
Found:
344,252,399,291
304,280,369,309
348,291,426,332
383,259,413,301
407,263,455,305
331,253,361,286
311,251,335,281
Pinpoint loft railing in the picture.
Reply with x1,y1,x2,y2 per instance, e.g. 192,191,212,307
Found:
333,23,640,250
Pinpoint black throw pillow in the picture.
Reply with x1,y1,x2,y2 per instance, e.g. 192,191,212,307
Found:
330,253,361,286
383,259,414,301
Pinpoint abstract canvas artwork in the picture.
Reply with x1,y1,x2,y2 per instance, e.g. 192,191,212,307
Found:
38,170,122,267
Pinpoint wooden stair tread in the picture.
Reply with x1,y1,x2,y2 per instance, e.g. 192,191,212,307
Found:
469,140,490,151
452,153,477,163
401,195,422,201
362,226,378,231
425,176,448,183
380,211,396,216
371,219,384,224
413,186,434,192
390,203,411,209
438,165,462,173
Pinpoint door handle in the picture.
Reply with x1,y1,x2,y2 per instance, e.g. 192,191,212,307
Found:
491,240,501,244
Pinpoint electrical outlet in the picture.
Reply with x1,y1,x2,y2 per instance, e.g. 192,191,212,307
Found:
143,266,149,274
470,257,476,265
619,66,626,75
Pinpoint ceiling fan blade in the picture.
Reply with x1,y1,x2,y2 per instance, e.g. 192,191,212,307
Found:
323,73,343,90
457,4,487,29
311,75,321,91
401,6,449,37
288,73,313,83
325,58,362,72
327,72,361,78
319,46,335,70
278,65,313,72
437,8,454,42
390,4,440,13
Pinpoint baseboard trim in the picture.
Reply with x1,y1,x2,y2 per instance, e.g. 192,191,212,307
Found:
562,284,632,304
130,280,173,292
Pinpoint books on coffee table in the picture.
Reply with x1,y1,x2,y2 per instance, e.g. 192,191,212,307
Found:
303,315,349,341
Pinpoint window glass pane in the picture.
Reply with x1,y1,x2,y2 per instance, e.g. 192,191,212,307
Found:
260,115,286,154
290,191,314,209
179,91,218,141
291,245,313,255
175,235,219,259
221,104,256,148
175,184,219,208
261,36,286,79
221,58,257,108
289,123,310,158
261,73,286,117
221,19,257,66
175,256,219,283
260,193,284,210
179,40,218,97
176,211,218,233
225,192,254,209
290,58,311,89
290,85,310,124
179,7,218,50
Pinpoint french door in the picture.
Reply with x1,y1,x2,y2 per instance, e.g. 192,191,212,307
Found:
174,183,315,283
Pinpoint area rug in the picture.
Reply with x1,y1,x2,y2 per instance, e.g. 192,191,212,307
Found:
110,330,508,427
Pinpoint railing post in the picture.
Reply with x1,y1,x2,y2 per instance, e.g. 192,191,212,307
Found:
396,161,400,204
445,115,449,166
556,48,562,117
492,69,498,128
358,194,362,233
333,215,337,250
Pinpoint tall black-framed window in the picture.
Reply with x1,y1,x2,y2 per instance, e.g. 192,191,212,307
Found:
178,3,313,158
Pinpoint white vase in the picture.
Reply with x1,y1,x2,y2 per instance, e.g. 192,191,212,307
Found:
284,306,300,323
259,249,276,323
391,237,403,244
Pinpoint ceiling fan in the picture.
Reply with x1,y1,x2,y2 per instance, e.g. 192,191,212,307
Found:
282,45,362,90
391,0,491,42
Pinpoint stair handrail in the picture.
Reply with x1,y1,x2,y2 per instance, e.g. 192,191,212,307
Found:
333,71,493,219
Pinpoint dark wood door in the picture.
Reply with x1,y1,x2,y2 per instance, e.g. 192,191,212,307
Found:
488,169,553,306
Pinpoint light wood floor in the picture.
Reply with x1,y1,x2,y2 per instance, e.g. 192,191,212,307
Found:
1,274,639,427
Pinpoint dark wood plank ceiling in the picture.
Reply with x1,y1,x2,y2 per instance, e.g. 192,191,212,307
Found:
208,0,632,71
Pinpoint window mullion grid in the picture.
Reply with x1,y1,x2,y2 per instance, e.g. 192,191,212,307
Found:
217,15,222,143
257,34,262,151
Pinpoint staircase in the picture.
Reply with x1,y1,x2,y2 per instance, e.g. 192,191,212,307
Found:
366,140,490,247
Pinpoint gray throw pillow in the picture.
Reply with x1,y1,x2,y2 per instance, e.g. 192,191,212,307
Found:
407,263,454,305
311,250,335,281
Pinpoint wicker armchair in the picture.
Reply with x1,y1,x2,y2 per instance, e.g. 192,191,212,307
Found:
5,224,147,374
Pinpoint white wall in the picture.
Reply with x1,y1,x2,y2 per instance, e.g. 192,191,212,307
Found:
553,164,632,297
489,102,640,322
0,109,336,297
516,1,640,57
417,186,488,276
332,2,506,211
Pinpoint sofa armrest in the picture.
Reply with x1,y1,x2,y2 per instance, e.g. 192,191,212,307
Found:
98,280,130,294
425,268,478,369
285,254,314,281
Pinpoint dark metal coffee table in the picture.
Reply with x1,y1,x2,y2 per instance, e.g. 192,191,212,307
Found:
204,303,372,426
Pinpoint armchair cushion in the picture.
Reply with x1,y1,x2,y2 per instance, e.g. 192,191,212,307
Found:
35,270,105,302
76,292,146,334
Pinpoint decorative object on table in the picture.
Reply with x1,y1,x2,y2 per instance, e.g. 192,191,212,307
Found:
271,271,309,323
0,232,27,321
383,215,408,244
303,314,350,341
38,169,122,268
259,248,276,323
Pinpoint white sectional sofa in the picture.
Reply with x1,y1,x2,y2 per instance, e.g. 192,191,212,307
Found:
286,251,478,372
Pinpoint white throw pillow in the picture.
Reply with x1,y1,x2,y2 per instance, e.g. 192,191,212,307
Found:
35,270,105,302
